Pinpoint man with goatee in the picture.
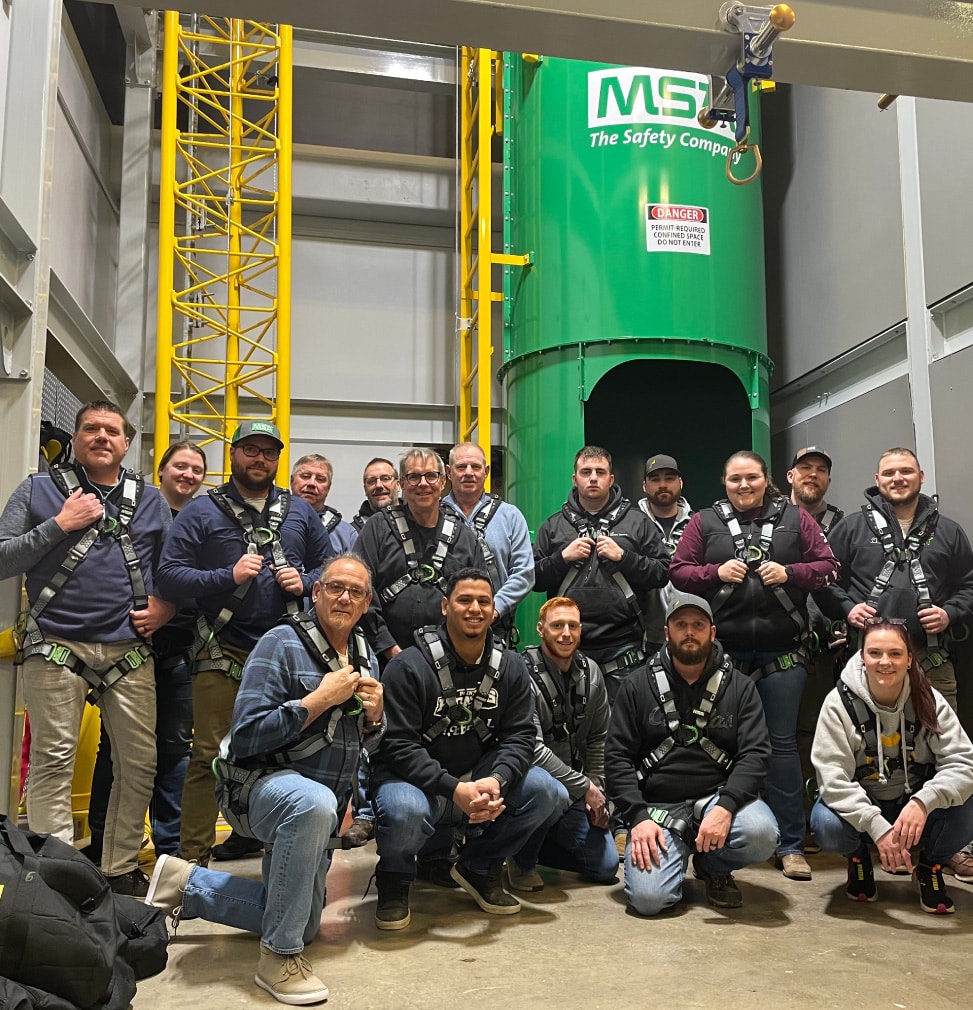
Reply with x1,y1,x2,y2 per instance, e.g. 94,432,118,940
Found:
605,594,777,915
158,420,332,865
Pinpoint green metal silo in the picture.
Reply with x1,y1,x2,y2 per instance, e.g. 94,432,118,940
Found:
500,55,772,534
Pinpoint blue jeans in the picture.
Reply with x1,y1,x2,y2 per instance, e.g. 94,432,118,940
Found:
374,765,563,877
732,650,807,856
624,797,779,916
516,794,618,883
810,795,973,864
180,769,338,954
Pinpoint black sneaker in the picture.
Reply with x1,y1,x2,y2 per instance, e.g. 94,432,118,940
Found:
374,871,411,930
416,853,459,888
917,862,955,915
846,849,877,902
106,868,150,898
212,831,263,861
692,854,742,908
450,859,520,915
342,818,375,848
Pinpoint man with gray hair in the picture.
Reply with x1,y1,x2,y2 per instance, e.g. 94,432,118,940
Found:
291,453,358,553
355,448,483,660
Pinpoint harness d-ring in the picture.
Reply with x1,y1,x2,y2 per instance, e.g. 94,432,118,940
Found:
726,127,762,185
253,526,275,546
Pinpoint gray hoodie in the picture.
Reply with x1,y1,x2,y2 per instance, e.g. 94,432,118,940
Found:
811,652,973,842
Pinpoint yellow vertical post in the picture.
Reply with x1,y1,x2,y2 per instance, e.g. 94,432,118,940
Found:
458,46,475,453
154,11,180,468
475,48,493,484
276,24,293,479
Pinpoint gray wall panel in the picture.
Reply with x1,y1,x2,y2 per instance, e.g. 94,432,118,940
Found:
773,375,914,513
916,98,973,306
930,347,973,536
763,86,905,388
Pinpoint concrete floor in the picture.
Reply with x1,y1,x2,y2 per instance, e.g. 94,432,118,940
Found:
134,844,973,1010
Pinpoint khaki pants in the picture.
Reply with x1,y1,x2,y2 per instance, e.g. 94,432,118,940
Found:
915,646,957,712
23,638,156,876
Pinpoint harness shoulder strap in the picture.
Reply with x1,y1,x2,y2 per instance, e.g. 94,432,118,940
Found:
318,505,342,534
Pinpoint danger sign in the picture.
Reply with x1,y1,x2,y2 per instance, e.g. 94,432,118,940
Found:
646,203,710,255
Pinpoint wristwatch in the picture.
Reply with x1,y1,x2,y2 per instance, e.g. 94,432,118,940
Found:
783,565,794,580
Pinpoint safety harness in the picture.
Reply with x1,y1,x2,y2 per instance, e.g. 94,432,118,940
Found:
212,613,371,839
18,466,152,703
317,505,343,535
557,497,647,671
817,505,844,535
522,646,590,768
837,680,930,788
468,493,503,592
379,505,460,604
710,497,808,679
637,653,734,784
417,628,503,747
191,486,295,680
861,505,946,673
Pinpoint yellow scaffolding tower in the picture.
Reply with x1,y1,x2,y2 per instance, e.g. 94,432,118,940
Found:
155,13,293,481
458,48,530,488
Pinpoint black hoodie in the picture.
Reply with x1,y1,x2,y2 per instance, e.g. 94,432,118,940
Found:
533,486,669,652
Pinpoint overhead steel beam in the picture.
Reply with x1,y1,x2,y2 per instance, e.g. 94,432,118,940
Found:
96,1,973,102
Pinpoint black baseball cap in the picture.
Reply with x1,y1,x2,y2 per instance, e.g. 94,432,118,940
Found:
790,446,832,471
645,454,680,477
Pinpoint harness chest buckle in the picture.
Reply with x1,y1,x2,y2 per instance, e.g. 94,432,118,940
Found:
123,648,146,670
777,653,796,670
227,661,244,681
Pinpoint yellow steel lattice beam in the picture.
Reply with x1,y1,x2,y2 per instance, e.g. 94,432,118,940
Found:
155,13,292,482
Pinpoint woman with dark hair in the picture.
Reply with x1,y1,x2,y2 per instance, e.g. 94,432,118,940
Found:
670,450,839,881
811,618,973,913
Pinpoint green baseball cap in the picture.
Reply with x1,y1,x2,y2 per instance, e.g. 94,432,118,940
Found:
230,420,284,449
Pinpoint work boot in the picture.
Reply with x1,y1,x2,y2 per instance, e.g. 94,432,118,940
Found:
106,868,150,898
917,862,955,915
450,859,520,915
944,848,973,884
504,856,545,892
254,945,330,1005
374,871,411,930
342,817,375,847
692,854,742,909
212,830,263,861
845,846,877,903
777,853,813,880
416,849,459,888
144,853,195,922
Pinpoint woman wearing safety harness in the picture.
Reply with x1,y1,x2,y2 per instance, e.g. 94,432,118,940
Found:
810,618,973,913
669,450,839,881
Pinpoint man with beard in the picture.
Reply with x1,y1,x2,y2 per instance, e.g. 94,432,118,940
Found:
819,447,973,881
291,453,359,552
508,597,618,890
787,447,843,535
157,420,332,864
605,594,777,915
444,442,533,641
355,448,483,660
637,453,694,656
370,569,563,929
351,457,400,532
533,446,669,704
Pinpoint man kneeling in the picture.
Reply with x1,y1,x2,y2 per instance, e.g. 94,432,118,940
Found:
145,555,383,1005
371,568,563,928
605,594,778,914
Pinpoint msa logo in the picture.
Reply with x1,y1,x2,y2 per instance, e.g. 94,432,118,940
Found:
588,68,709,131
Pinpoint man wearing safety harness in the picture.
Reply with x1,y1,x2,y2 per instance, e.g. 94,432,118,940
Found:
145,554,383,1006
637,453,694,656
355,447,483,661
157,420,332,865
508,597,618,890
605,593,777,915
533,446,670,704
0,400,176,896
444,441,533,644
291,453,359,553
819,447,973,882
369,568,563,929
350,457,400,533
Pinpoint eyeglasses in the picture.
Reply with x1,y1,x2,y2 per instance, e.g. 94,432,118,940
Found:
862,617,909,628
403,471,442,487
322,581,369,602
236,443,281,461
364,474,396,488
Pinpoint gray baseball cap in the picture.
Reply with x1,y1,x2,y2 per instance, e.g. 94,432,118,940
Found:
665,592,713,623
645,454,680,476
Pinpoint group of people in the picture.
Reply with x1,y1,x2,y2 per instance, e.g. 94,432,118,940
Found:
3,402,973,1006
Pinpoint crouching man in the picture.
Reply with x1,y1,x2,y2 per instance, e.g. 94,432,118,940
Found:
371,568,564,928
508,597,618,890
145,555,383,1005
605,593,778,915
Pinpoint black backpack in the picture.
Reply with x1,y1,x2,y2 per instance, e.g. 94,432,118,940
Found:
0,818,167,1010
